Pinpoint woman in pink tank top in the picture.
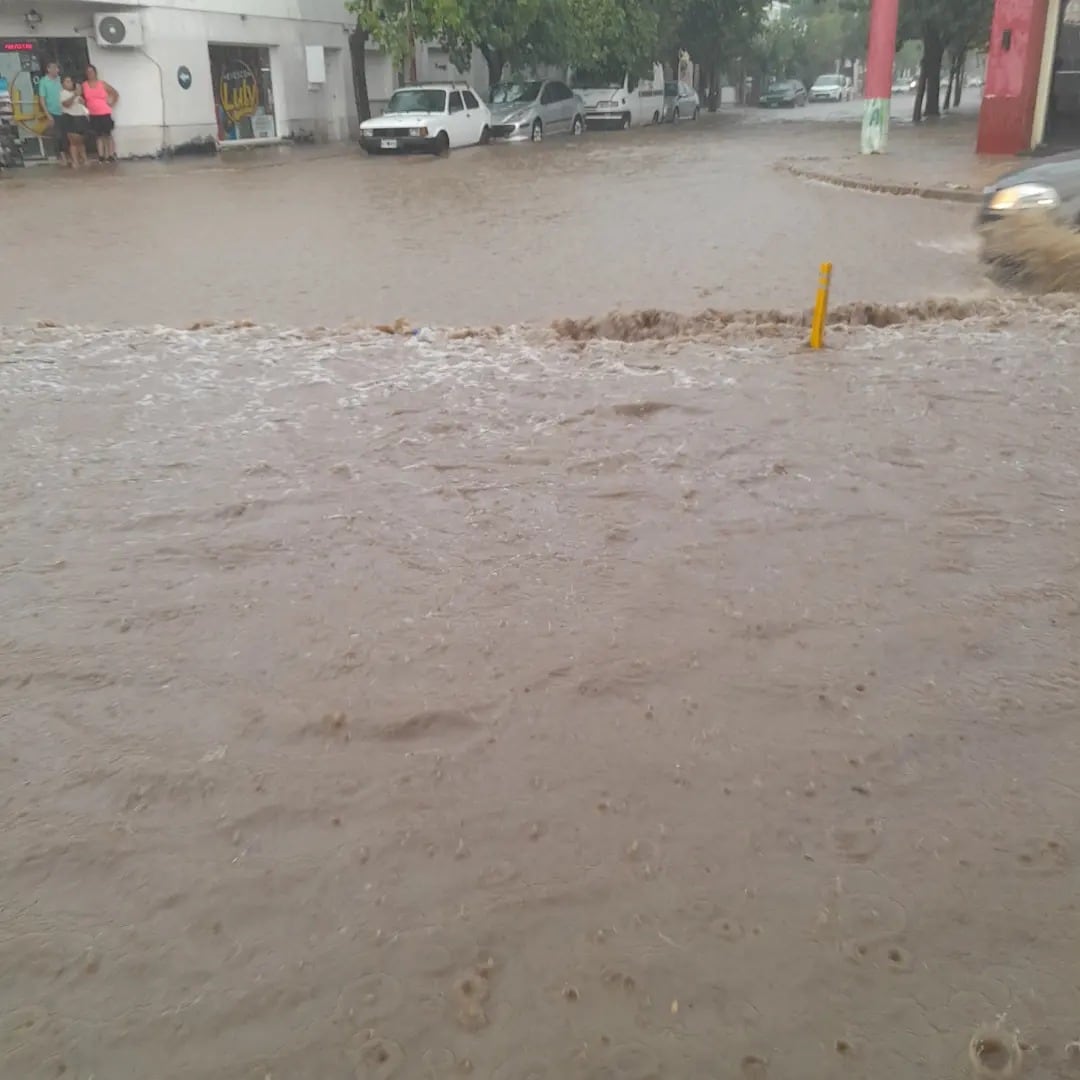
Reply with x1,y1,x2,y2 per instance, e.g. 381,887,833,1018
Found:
82,65,119,163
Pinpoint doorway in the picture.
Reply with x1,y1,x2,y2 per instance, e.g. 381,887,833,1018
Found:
1045,0,1080,147
325,48,346,141
0,36,90,159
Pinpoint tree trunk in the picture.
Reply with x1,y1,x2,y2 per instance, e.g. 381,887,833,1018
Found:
922,27,944,118
953,52,965,108
349,21,372,122
913,64,927,122
479,45,505,87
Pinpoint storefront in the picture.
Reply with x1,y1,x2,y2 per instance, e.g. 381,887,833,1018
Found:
0,36,89,159
0,2,358,159
209,44,278,142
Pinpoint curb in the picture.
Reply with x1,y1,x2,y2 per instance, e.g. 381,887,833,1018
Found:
779,161,983,204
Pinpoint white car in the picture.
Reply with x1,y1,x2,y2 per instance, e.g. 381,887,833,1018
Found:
360,83,491,156
809,74,853,102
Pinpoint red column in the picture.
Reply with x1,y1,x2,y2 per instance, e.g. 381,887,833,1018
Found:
864,0,900,100
977,0,1050,154
860,0,900,152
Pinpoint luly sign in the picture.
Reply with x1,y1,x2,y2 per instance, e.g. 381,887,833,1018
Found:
219,59,258,124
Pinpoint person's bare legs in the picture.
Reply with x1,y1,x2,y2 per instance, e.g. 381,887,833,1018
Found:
68,134,86,168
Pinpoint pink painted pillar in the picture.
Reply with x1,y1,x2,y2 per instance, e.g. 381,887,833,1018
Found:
861,0,900,152
977,0,1050,154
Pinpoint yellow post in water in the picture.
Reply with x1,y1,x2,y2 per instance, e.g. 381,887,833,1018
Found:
809,261,833,350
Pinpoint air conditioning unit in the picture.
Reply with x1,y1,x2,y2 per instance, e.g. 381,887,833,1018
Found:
94,13,144,48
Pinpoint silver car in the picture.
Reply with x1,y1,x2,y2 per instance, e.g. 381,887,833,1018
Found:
662,81,701,122
488,79,586,142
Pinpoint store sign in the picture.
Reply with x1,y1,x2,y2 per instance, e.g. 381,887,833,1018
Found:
2,42,34,52
219,59,258,123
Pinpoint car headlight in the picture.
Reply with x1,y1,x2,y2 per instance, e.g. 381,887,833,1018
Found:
408,126,428,137
988,182,1060,212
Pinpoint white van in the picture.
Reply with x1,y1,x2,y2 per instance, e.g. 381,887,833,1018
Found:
574,63,666,129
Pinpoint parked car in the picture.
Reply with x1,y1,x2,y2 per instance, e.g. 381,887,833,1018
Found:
574,64,666,128
977,151,1080,229
662,81,700,122
488,79,585,141
809,74,852,102
760,80,807,108
359,83,491,156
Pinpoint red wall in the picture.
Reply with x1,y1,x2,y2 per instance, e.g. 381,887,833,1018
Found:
977,0,1050,154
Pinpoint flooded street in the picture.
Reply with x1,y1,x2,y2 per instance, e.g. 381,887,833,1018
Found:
2,114,987,327
3,115,1080,1079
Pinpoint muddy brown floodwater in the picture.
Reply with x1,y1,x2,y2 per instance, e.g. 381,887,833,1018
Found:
2,298,1080,1078
0,116,988,328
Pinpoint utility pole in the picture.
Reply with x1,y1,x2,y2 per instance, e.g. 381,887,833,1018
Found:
861,0,900,153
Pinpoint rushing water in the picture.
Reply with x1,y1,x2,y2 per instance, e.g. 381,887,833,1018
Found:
2,303,1079,1078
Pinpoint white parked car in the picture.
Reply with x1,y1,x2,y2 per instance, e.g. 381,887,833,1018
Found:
574,63,666,129
360,83,491,156
809,74,853,102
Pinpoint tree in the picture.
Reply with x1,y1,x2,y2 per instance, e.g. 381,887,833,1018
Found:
673,0,763,107
901,0,993,121
349,6,373,121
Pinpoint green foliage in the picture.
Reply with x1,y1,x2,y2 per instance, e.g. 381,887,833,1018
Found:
349,0,762,86
748,0,869,85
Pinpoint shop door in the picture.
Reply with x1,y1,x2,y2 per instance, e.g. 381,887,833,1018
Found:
1048,0,1080,147
0,37,89,158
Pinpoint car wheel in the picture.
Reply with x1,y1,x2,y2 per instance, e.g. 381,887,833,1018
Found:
673,107,680,124
572,115,584,135
531,119,543,142
692,106,699,120
434,131,450,157
621,113,631,130
479,125,492,145
652,110,660,124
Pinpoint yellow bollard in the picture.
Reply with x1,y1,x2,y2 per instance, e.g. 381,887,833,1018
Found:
809,261,833,350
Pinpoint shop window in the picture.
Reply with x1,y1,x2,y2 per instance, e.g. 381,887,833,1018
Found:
209,44,276,140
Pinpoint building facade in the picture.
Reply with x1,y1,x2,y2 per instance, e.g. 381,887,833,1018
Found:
978,0,1080,153
0,0,361,158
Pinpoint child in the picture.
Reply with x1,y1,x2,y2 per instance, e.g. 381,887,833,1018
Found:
60,76,90,168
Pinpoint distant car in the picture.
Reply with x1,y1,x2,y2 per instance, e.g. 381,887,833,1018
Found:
488,79,585,142
760,80,807,108
359,84,491,156
809,74,852,102
977,151,1080,229
662,80,700,122
891,81,909,94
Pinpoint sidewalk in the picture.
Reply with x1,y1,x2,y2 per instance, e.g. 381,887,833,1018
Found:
778,112,1018,203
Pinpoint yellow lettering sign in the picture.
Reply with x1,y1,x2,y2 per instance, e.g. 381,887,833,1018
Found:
219,62,258,123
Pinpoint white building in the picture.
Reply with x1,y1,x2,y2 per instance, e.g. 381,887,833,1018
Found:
0,0,362,158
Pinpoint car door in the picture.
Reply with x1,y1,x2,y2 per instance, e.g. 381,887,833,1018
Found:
461,89,485,144
555,81,575,131
539,82,560,134
447,91,467,146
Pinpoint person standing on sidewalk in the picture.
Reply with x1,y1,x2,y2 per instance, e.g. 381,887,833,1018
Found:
82,65,119,163
38,61,67,166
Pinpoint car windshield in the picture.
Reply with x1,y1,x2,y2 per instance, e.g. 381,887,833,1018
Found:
385,88,446,114
664,82,678,95
574,69,622,90
768,82,794,93
490,82,541,105
814,75,843,87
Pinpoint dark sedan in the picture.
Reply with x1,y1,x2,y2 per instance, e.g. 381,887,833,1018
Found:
978,151,1080,227
760,80,807,108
